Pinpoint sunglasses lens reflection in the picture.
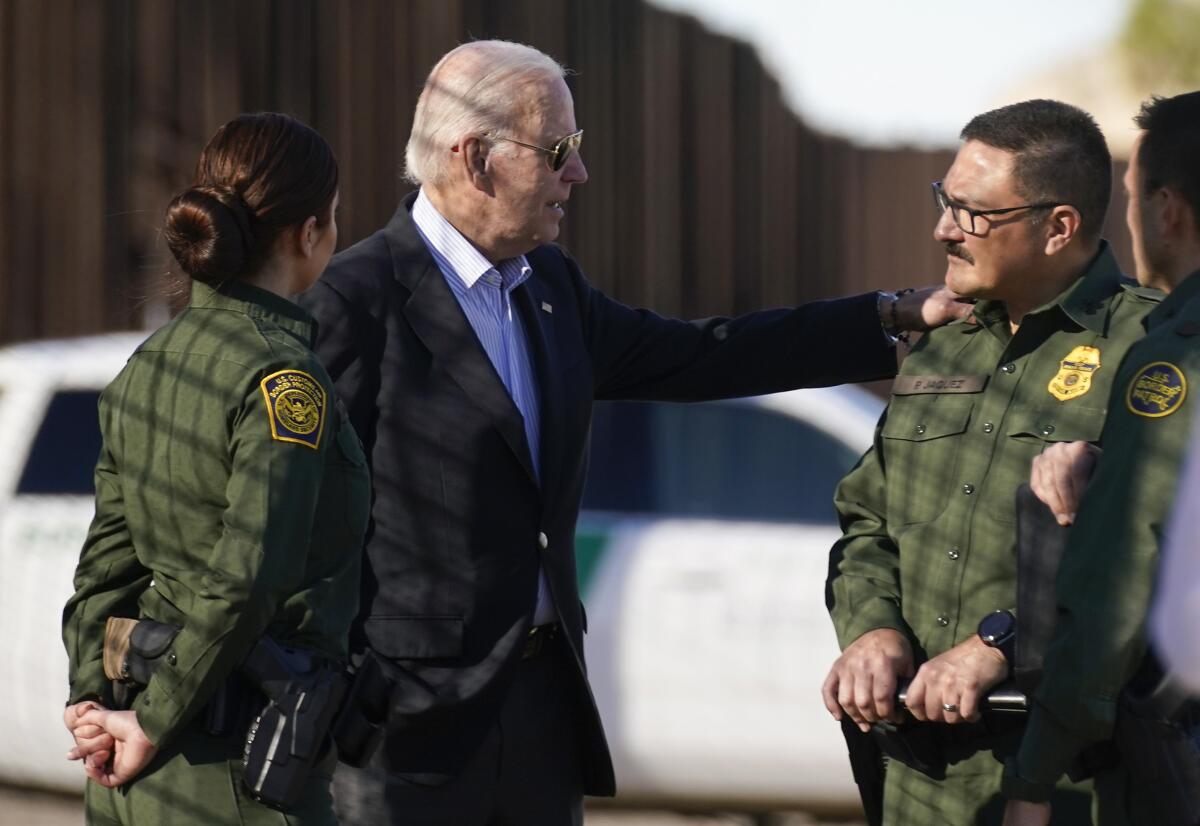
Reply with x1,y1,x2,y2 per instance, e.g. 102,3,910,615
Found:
552,132,583,171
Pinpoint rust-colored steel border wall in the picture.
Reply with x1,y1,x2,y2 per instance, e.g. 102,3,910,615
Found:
0,0,1134,344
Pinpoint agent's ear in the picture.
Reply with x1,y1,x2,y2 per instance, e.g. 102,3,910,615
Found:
1044,204,1082,256
297,215,320,258
1158,186,1197,241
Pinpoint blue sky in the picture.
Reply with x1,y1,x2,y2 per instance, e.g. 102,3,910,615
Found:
648,0,1130,147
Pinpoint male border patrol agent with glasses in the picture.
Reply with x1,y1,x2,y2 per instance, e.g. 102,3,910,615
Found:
823,99,1161,826
1002,91,1200,826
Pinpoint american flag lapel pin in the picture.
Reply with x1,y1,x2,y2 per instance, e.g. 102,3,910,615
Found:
541,301,553,314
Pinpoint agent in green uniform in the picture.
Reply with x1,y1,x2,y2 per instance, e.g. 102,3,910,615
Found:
822,100,1160,826
60,112,369,825
1002,92,1200,826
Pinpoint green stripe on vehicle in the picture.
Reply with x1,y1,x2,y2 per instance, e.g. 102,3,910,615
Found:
574,527,610,596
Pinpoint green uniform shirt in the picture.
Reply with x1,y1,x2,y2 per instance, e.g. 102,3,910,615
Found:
62,279,370,749
829,245,1160,663
1005,270,1200,801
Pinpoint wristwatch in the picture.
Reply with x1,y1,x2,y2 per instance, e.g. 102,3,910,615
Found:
875,289,913,345
977,609,1016,665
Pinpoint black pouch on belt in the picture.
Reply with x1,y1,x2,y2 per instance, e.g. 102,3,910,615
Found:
102,617,181,708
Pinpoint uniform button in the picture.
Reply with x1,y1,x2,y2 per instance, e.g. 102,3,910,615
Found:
962,483,975,495
1001,363,1016,374
936,615,950,627
167,652,177,666
915,424,926,435
1040,424,1056,436
947,548,960,560
982,422,994,434
537,532,549,550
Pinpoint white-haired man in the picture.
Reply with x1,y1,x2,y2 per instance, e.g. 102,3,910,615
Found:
300,39,962,825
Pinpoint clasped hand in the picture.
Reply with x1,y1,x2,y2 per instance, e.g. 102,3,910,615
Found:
63,701,157,787
822,629,1008,730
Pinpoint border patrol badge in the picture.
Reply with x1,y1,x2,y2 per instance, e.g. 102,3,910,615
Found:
260,369,326,448
1127,362,1187,418
1048,345,1100,401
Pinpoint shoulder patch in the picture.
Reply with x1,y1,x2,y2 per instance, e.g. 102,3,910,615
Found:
260,369,327,448
1126,362,1187,418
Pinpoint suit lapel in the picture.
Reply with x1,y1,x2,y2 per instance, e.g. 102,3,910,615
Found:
383,197,538,485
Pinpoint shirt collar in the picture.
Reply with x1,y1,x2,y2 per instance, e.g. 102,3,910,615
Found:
412,188,532,291
1054,242,1127,334
970,242,1125,336
189,278,316,343
1146,268,1200,331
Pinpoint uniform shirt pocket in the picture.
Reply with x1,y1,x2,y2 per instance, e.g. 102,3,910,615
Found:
881,397,974,525
988,406,1107,523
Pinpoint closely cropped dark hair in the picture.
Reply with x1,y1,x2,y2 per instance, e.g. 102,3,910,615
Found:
164,113,338,283
961,100,1111,242
1134,92,1200,224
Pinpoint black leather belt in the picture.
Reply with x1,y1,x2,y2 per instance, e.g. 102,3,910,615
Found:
522,623,560,660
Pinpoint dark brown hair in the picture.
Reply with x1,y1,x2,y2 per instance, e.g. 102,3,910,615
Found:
961,100,1111,243
164,113,338,283
1134,92,1200,225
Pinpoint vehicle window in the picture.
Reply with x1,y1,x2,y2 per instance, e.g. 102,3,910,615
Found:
17,390,102,495
583,400,862,523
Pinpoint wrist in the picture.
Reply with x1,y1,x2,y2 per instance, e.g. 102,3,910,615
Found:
876,290,912,344
977,609,1016,668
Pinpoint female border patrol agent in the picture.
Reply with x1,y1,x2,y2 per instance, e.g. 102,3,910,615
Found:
60,113,369,825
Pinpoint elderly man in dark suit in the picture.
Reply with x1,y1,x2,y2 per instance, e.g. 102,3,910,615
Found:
299,38,961,826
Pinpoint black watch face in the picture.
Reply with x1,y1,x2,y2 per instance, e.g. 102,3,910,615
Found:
979,610,1014,644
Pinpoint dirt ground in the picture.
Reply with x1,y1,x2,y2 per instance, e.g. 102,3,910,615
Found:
0,785,866,826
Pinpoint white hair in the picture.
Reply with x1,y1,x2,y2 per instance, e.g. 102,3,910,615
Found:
404,40,568,187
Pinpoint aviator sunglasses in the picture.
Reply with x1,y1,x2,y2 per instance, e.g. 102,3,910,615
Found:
493,129,584,171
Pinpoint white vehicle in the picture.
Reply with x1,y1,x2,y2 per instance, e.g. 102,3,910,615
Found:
0,333,883,812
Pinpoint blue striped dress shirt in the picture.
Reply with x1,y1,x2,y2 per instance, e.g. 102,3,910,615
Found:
412,189,556,625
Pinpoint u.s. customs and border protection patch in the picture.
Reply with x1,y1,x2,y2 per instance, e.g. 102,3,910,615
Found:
1126,362,1187,418
1048,345,1101,401
260,369,326,448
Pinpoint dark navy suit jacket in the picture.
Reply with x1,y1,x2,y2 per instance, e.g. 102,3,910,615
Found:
298,192,898,794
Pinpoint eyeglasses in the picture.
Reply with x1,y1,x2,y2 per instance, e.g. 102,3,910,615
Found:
493,129,583,171
931,180,1066,236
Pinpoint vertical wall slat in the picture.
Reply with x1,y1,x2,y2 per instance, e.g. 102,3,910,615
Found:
0,2,1136,344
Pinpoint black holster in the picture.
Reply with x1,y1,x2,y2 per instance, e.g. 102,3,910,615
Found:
239,636,346,812
238,641,402,809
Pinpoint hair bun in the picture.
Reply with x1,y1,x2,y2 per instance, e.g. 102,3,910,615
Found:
163,186,256,282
